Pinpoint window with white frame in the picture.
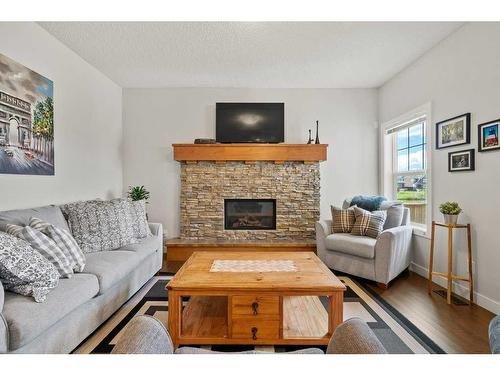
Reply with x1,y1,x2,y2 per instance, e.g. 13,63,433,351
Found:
381,105,431,235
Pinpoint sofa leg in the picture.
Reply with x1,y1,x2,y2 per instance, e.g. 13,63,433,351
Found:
377,282,389,290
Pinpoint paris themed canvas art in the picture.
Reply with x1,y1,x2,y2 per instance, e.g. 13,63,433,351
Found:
0,53,54,175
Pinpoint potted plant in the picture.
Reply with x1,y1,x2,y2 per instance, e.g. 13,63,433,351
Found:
127,185,150,202
439,201,462,225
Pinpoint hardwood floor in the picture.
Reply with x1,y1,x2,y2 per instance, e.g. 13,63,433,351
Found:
367,271,494,354
162,260,495,353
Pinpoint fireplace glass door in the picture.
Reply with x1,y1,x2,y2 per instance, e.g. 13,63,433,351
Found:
224,199,276,230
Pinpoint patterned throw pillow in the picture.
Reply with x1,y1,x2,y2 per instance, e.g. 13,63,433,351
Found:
29,217,86,272
331,206,356,233
61,199,138,253
5,224,74,278
0,231,59,302
128,199,152,239
351,207,387,239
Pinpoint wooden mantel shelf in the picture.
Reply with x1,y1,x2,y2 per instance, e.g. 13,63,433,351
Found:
172,143,328,162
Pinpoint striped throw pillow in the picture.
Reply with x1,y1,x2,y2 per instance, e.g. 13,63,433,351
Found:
351,207,387,239
331,206,356,233
5,224,74,278
29,217,86,273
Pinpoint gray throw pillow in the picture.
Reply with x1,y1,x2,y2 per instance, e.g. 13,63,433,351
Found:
61,199,138,253
379,202,404,230
0,231,59,302
128,200,152,239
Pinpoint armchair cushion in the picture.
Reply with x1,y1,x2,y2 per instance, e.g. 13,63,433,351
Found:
325,233,376,259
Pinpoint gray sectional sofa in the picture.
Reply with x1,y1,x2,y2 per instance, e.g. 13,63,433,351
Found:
0,204,163,354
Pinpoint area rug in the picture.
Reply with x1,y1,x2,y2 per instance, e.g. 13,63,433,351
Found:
74,275,444,354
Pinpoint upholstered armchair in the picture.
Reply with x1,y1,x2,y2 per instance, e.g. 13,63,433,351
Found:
315,199,413,288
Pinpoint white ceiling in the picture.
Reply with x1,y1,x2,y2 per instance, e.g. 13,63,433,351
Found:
39,22,463,88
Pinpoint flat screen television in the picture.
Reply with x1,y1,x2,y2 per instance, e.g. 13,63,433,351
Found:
216,103,284,143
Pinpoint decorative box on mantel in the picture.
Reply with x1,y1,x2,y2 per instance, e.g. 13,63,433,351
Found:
168,143,328,263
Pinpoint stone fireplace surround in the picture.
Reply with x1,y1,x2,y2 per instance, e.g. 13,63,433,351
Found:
180,161,320,241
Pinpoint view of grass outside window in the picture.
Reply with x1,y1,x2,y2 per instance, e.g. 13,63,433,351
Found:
394,121,427,228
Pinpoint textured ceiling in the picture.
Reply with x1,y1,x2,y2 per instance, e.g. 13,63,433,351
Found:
39,22,463,88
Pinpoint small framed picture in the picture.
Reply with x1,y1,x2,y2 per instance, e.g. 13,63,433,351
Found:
436,113,471,149
448,149,475,172
478,119,500,152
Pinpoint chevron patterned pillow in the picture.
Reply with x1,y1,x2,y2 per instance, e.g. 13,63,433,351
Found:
351,207,387,239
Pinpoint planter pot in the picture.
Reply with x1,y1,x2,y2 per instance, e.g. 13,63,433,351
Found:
443,214,459,225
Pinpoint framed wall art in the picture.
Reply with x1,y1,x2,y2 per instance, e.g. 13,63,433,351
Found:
478,119,499,152
436,113,470,150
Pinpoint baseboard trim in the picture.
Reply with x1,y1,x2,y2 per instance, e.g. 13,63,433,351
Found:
410,262,500,315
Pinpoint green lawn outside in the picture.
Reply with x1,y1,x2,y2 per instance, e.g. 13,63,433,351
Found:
396,190,426,201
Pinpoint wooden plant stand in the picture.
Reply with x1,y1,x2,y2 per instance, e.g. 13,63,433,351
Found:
428,221,473,305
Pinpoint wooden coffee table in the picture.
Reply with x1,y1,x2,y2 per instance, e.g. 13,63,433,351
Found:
166,251,345,347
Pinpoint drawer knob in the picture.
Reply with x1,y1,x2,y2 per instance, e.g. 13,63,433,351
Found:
252,302,259,315
252,327,258,340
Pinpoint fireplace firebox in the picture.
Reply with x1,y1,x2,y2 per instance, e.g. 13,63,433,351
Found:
224,199,276,230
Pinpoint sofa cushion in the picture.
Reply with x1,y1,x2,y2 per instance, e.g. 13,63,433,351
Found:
0,205,70,233
120,234,161,259
2,273,99,350
325,233,377,259
81,250,142,294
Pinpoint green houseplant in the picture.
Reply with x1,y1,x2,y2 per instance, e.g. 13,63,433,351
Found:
439,201,462,225
128,185,150,202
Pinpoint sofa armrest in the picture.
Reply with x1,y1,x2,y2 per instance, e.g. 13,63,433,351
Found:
0,280,4,313
326,317,387,354
112,315,174,354
374,225,413,284
0,281,7,353
148,222,163,239
316,220,332,238
315,220,332,260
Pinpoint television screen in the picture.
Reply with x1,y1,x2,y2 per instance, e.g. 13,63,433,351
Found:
216,103,284,143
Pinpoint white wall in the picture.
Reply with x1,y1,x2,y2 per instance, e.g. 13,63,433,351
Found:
0,23,123,210
122,88,378,238
379,23,500,314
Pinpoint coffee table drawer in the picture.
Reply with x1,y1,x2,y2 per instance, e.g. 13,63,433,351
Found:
231,295,280,317
231,318,280,340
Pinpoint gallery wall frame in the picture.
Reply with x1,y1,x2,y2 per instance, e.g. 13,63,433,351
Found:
436,113,471,150
478,119,500,152
448,148,475,172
